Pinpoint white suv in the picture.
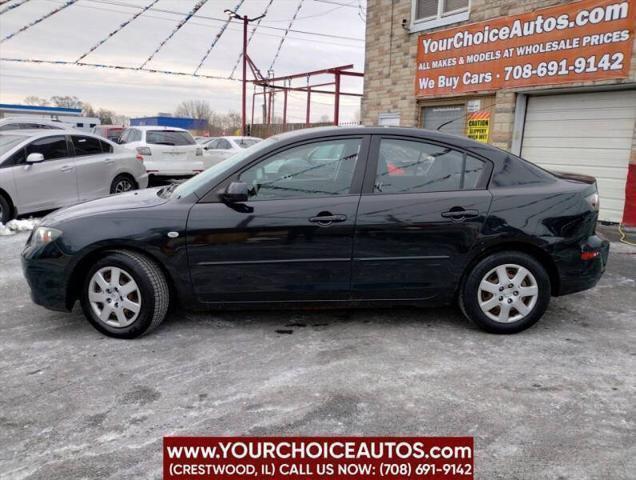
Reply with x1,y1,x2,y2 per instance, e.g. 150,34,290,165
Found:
119,126,203,179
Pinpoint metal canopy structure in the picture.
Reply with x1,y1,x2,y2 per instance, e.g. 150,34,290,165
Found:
248,64,363,128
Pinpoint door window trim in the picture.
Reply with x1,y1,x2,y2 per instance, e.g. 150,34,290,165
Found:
199,135,372,203
362,134,493,195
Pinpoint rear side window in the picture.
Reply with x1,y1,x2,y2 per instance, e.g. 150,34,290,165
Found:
374,138,485,194
25,136,69,161
146,130,195,146
491,155,556,187
99,140,114,153
71,136,103,156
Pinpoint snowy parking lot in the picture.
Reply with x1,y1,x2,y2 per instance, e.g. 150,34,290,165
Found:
0,230,635,479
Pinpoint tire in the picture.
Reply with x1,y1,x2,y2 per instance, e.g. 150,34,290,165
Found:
0,194,11,224
80,250,169,339
110,174,137,194
459,251,551,334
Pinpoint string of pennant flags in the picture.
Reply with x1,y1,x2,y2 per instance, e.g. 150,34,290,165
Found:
1,0,78,43
193,0,245,76
0,0,31,16
228,0,275,80
75,0,162,63
0,56,239,81
268,0,304,72
139,0,208,70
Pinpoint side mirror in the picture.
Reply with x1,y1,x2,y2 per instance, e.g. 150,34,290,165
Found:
26,153,44,163
203,146,209,150
222,182,250,203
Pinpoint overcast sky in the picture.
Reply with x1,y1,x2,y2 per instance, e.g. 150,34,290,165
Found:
0,0,366,122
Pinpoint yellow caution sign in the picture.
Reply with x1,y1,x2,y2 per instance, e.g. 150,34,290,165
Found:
466,111,490,143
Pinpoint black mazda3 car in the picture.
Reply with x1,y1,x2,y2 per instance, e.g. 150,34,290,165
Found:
22,127,609,338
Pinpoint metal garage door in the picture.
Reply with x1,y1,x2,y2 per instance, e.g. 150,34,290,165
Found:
521,90,636,223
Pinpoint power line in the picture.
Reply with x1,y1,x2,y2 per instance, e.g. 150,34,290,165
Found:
269,0,304,72
193,0,244,75
0,0,31,16
139,0,208,70
228,0,275,80
79,0,364,42
1,0,78,43
75,0,161,63
0,56,236,81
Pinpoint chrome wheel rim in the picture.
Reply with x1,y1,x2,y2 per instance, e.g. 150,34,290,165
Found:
478,264,538,323
89,267,141,328
114,179,133,193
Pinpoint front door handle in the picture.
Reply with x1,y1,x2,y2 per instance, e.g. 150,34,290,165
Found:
60,165,74,173
104,158,114,164
441,208,479,219
309,213,347,226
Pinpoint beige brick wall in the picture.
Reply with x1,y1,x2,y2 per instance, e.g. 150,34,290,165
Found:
362,0,636,151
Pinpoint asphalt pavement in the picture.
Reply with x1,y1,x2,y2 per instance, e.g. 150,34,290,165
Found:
0,232,634,479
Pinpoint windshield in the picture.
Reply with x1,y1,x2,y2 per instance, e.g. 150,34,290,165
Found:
172,136,278,198
235,138,260,149
0,135,26,157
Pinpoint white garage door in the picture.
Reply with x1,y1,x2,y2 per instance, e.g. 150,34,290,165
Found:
521,90,636,223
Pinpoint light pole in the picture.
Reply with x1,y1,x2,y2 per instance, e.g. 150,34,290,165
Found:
225,9,265,136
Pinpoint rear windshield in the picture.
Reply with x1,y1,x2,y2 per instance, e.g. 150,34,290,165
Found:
0,135,25,156
146,130,195,146
236,138,260,149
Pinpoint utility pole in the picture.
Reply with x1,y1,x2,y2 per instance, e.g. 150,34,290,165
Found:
225,9,266,136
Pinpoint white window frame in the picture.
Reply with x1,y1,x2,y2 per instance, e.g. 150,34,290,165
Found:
410,0,470,33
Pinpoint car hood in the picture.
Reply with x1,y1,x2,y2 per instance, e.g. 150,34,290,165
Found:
42,188,169,225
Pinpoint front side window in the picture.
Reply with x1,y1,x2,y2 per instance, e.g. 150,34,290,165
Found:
25,136,69,161
239,138,361,201
374,138,484,194
72,136,103,156
217,139,232,150
146,130,195,146
119,129,131,144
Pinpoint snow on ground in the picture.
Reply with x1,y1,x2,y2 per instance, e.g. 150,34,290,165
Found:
0,218,40,237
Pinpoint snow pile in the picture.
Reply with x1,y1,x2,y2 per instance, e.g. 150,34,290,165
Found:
0,218,40,236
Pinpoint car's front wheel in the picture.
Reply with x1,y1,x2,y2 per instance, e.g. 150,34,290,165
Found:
460,251,551,334
110,174,137,194
0,194,12,224
80,250,169,338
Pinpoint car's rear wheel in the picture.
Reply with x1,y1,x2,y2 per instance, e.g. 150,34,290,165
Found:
0,194,12,224
460,251,551,334
80,250,169,339
110,174,137,194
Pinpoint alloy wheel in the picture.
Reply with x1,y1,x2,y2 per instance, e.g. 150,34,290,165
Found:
114,179,133,193
88,267,141,328
477,264,539,323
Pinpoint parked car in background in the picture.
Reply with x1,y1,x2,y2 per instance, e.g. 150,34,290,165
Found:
21,127,608,338
202,136,262,168
0,117,67,131
195,136,213,144
119,126,203,179
92,125,125,142
0,130,148,223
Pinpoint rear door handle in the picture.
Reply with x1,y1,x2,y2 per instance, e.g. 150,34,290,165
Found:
309,214,347,225
441,209,479,219
104,158,114,164
60,165,74,173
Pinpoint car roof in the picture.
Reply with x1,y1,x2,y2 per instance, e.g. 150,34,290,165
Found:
129,125,188,132
0,129,114,142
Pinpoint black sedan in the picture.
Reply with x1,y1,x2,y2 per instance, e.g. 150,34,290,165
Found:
22,127,609,338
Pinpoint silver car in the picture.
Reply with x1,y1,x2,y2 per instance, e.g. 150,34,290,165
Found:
0,130,148,223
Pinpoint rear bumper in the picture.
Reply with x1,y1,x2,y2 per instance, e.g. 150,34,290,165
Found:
555,235,609,296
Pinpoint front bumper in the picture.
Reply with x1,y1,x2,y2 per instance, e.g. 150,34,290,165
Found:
555,235,610,296
22,240,72,312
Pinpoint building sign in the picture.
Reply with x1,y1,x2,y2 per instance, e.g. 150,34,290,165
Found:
415,0,635,97
465,111,490,143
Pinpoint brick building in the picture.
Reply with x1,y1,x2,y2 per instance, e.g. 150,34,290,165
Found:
361,0,636,225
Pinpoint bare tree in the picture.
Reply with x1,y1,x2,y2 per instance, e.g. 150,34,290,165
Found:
175,99,214,123
97,108,114,124
50,96,83,109
23,96,49,106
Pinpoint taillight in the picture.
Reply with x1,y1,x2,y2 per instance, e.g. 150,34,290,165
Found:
585,191,599,212
580,250,600,261
135,154,144,162
136,146,151,156
196,147,203,156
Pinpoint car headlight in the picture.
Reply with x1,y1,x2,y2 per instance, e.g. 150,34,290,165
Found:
31,226,62,247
